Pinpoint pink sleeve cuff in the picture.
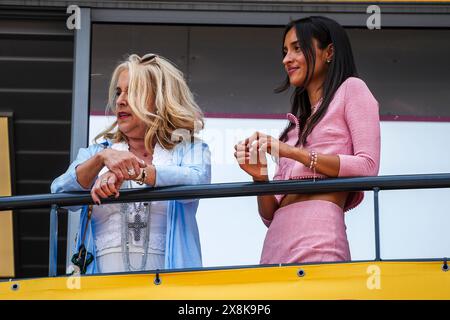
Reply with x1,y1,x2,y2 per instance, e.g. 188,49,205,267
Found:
338,153,379,177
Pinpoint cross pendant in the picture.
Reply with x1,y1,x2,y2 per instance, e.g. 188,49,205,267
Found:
128,214,147,242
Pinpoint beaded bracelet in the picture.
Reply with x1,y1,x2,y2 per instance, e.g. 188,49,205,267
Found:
309,151,318,182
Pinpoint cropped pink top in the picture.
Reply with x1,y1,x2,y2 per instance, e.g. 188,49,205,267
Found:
273,77,381,213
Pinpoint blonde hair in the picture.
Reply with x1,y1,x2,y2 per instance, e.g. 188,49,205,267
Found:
95,53,204,153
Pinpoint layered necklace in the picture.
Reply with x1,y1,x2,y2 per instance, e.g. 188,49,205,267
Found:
120,142,156,271
120,182,152,271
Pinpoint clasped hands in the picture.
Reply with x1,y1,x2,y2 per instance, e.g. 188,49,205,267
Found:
90,132,290,203
91,149,149,204
234,131,291,181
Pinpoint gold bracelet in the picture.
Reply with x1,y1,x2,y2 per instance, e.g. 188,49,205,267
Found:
136,167,147,185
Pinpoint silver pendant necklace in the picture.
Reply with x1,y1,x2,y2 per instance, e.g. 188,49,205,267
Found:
121,181,152,271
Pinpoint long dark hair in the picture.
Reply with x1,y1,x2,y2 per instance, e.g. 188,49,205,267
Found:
277,16,358,146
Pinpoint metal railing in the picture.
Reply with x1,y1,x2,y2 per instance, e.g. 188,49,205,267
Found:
1,173,450,277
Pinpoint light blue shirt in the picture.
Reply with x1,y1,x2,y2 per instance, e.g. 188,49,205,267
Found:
51,139,211,273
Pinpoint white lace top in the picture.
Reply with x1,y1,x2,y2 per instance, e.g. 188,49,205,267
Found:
91,142,174,257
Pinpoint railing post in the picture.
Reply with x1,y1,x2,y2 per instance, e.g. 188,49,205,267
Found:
373,187,381,261
68,7,92,273
48,205,58,277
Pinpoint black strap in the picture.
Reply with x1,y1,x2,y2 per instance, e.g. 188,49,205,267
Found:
71,205,94,274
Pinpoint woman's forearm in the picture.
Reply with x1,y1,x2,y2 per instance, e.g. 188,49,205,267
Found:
75,152,105,189
285,147,340,177
143,165,156,186
257,194,279,222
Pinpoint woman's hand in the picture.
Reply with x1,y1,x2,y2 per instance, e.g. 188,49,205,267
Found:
244,131,291,159
234,131,292,181
91,171,124,205
234,142,268,181
234,134,269,181
99,149,147,181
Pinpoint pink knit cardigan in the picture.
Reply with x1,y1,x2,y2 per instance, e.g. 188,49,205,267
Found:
273,77,381,213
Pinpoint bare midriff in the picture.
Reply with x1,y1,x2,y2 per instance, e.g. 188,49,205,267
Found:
279,191,349,210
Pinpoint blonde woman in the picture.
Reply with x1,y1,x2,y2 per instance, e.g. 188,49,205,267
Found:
51,54,211,274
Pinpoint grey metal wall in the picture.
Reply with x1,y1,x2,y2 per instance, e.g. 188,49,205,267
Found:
90,25,289,116
0,18,73,278
90,24,450,119
348,28,450,119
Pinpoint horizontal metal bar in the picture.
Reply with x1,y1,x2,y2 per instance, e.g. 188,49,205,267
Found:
13,208,49,213
20,236,67,241
91,8,450,27
16,150,70,156
0,30,73,37
0,56,73,63
3,1,450,14
15,119,71,125
1,173,450,211
16,179,53,185
18,264,54,270
0,88,72,94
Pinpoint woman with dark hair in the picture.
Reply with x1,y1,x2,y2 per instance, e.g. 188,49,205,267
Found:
234,16,380,264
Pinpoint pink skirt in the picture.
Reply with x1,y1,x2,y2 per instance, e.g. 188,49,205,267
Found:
260,200,351,264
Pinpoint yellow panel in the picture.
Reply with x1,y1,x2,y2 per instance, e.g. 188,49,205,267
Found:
0,117,15,278
0,261,449,300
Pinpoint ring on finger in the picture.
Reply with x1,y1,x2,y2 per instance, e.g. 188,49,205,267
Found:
127,168,136,176
101,178,108,184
